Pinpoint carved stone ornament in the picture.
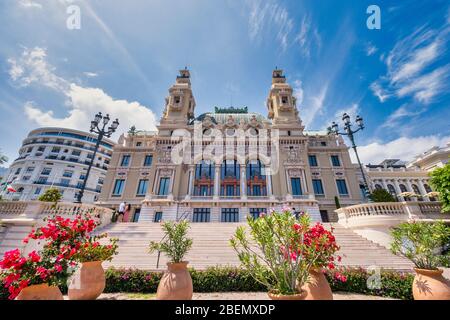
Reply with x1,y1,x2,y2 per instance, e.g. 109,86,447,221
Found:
202,115,215,129
288,169,302,177
159,168,173,177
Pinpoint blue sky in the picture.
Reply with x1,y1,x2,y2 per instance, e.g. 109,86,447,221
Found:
0,0,449,166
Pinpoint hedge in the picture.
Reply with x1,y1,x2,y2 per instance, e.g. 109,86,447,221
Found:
1,266,415,300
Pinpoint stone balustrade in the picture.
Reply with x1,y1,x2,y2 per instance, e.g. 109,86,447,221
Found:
0,201,113,228
336,201,449,249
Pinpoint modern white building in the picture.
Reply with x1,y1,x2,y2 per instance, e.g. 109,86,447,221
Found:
1,127,115,203
407,142,450,172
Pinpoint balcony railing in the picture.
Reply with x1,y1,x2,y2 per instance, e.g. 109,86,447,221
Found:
33,181,100,193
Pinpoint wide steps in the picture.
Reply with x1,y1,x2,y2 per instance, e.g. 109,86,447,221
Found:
98,222,413,272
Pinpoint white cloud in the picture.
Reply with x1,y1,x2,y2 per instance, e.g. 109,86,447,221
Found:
7,47,69,92
301,84,328,127
294,14,321,57
371,24,449,104
9,47,157,138
83,72,98,78
18,0,42,9
355,135,450,164
292,79,304,105
365,42,378,56
381,104,425,129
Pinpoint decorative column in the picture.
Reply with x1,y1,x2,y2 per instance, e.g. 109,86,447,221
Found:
213,165,220,199
393,180,403,201
266,166,272,196
240,166,246,198
187,165,194,197
417,179,428,201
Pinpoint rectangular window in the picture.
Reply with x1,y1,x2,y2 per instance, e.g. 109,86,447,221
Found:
15,168,22,175
136,142,142,147
37,177,48,184
291,178,302,195
308,155,318,167
63,170,73,178
112,179,125,196
331,155,341,167
249,208,267,220
312,179,324,195
41,168,51,175
120,155,131,167
71,150,81,156
193,208,210,222
143,155,153,167
22,176,30,181
154,212,163,223
79,174,86,181
37,146,45,152
60,179,70,187
26,167,35,173
136,179,149,196
51,147,60,153
252,185,261,196
158,177,170,195
221,208,239,222
34,187,41,195
98,178,104,185
336,179,349,195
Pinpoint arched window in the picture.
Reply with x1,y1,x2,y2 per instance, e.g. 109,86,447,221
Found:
375,184,383,190
399,184,407,192
246,159,267,196
424,184,432,193
220,160,240,196
387,184,396,195
193,160,214,196
412,184,422,201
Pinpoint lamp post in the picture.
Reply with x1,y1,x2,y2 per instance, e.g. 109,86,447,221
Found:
75,112,119,203
327,113,370,200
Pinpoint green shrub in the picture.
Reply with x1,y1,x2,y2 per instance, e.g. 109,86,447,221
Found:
99,266,414,300
391,221,450,269
38,188,62,208
369,189,396,202
0,273,8,300
326,268,413,300
429,161,450,212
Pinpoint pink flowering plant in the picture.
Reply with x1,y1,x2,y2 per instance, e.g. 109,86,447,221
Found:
230,207,323,296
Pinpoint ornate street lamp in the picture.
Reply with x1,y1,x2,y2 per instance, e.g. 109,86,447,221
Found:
327,113,370,200
75,112,119,203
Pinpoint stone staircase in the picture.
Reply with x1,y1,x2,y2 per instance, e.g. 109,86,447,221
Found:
100,222,413,272
0,225,33,256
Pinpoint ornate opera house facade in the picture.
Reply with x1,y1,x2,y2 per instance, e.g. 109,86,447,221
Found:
98,69,365,223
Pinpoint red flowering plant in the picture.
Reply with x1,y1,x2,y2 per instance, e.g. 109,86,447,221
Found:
71,234,118,263
0,249,70,299
0,213,106,299
295,221,346,282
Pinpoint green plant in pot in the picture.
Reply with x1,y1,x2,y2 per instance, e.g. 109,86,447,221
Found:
38,188,62,209
391,221,450,300
230,207,322,300
149,220,193,300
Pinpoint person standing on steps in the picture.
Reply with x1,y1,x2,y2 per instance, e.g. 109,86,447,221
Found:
123,204,131,222
118,201,126,222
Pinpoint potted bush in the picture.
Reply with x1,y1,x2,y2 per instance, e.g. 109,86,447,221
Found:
230,207,322,300
300,222,343,300
149,220,193,300
0,249,71,300
68,234,118,300
391,221,450,300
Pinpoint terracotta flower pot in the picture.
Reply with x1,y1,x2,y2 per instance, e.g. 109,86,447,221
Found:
413,268,450,300
301,268,333,300
15,284,63,300
68,261,106,300
267,290,307,300
156,261,193,300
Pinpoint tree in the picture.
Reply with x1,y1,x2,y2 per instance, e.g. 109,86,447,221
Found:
334,196,341,209
0,150,7,165
38,188,62,208
429,160,450,213
369,188,396,202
